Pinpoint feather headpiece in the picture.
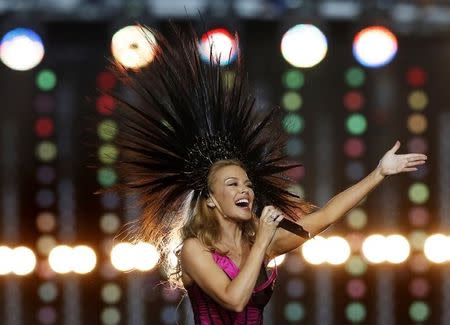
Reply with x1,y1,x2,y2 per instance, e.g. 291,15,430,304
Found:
110,24,312,242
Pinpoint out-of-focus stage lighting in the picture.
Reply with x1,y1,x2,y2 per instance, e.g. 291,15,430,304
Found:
361,234,386,263
0,28,44,71
362,234,410,264
301,236,349,265
111,242,160,272
385,235,410,264
0,246,36,275
111,25,156,69
268,254,286,268
353,26,397,68
424,234,450,263
281,24,328,68
199,28,238,66
48,245,96,274
72,245,97,274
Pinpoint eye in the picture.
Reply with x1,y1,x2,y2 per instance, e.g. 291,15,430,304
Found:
228,182,237,186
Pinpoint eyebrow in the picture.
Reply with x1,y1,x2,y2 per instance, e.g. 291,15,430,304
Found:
224,177,252,183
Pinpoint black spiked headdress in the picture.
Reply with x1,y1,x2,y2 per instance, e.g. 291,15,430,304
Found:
110,24,312,242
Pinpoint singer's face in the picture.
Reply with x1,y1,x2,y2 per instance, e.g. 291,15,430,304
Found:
207,164,255,221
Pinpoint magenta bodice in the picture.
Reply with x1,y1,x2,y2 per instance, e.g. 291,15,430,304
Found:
186,251,277,325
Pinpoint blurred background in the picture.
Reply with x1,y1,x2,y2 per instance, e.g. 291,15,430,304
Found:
0,0,449,324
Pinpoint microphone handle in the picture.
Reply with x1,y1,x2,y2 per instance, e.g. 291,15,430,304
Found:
278,218,310,239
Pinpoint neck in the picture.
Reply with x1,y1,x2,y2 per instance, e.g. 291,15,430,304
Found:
216,213,243,249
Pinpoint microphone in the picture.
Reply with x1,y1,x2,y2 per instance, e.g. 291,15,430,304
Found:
279,218,310,239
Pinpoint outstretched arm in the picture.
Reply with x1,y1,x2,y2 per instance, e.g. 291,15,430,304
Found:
267,141,427,258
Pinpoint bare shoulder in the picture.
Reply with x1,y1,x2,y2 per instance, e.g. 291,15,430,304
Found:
180,237,210,286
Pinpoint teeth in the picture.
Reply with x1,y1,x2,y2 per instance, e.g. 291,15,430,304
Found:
236,199,249,204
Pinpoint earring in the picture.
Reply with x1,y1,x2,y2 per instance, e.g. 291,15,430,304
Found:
207,199,215,208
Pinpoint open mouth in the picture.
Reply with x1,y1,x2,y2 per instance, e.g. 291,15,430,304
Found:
235,198,250,209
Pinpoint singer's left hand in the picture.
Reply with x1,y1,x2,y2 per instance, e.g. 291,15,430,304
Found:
378,141,427,176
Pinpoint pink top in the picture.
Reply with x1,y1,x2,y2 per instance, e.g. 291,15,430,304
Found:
186,251,277,325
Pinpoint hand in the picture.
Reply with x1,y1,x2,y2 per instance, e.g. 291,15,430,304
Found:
255,206,284,247
377,141,427,176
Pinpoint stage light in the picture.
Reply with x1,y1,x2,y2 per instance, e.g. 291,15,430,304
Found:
423,234,449,263
344,138,365,159
326,236,351,265
38,282,58,303
98,144,119,165
281,24,328,68
407,113,428,134
301,236,328,265
100,213,121,234
11,246,36,275
408,182,429,204
282,113,304,134
111,25,156,69
36,141,57,162
199,28,238,66
132,242,160,271
346,113,367,135
353,26,397,68
361,234,386,263
282,92,302,111
36,69,57,91
409,301,430,322
408,90,428,111
385,234,410,264
101,283,122,304
72,245,97,274
36,235,57,256
111,243,134,271
283,70,304,89
0,28,44,71
101,307,121,325
268,254,286,268
97,167,118,187
48,245,73,273
97,120,118,141
0,246,13,275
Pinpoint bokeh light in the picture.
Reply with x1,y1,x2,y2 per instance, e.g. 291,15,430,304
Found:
199,28,238,66
423,234,450,263
0,28,45,71
111,25,156,69
353,26,397,68
281,24,328,68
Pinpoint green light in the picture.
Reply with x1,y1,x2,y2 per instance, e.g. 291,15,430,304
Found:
346,208,367,229
97,167,118,187
345,302,366,322
283,70,304,89
36,69,57,91
345,67,365,88
408,183,429,204
409,301,430,322
282,92,302,111
36,141,57,162
283,114,304,134
99,144,119,164
97,120,118,141
284,302,305,321
345,255,367,276
346,114,367,135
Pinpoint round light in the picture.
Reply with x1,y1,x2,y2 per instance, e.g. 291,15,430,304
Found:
111,243,134,271
0,28,44,71
353,26,397,68
423,234,449,263
111,25,156,69
72,245,97,274
301,236,328,265
326,236,351,265
11,246,36,275
281,24,328,68
48,245,73,274
268,254,286,268
361,234,386,263
0,246,13,275
385,234,410,264
199,28,238,66
132,242,160,271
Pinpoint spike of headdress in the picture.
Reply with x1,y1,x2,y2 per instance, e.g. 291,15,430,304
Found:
110,24,313,243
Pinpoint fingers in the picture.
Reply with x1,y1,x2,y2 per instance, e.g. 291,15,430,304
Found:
390,140,401,153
